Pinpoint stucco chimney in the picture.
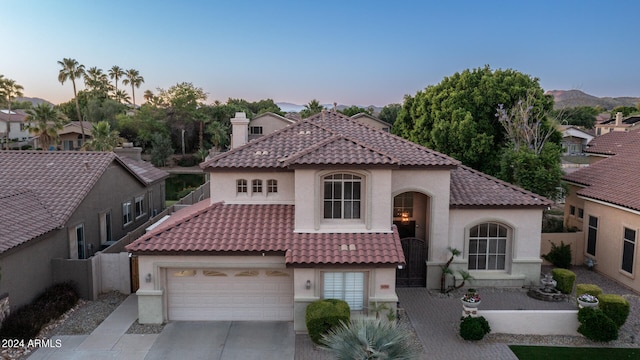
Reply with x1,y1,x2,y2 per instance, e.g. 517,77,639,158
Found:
230,112,249,149
616,112,623,126
114,144,142,160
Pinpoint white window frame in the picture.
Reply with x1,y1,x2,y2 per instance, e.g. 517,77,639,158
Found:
123,201,133,226
237,179,248,194
468,222,510,271
323,173,362,220
267,179,278,194
135,195,145,219
252,179,263,194
322,271,366,311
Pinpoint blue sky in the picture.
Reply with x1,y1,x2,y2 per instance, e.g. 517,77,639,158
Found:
3,0,639,106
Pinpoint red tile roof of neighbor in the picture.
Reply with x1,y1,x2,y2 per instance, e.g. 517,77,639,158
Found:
0,151,168,252
0,189,59,252
126,202,405,266
584,127,640,156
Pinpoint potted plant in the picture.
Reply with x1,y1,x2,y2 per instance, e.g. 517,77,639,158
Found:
461,288,481,308
577,293,599,308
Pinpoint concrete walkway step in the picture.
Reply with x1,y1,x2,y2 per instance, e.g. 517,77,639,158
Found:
76,294,138,351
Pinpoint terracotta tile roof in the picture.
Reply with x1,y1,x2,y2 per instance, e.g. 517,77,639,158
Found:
585,128,640,156
117,156,169,185
126,202,405,266
563,152,640,211
0,189,58,252
450,165,552,208
201,111,459,170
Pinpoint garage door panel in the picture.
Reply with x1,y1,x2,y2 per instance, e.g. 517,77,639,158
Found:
167,268,293,321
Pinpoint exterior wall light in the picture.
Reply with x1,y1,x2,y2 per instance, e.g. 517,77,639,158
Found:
305,280,312,290
145,273,152,283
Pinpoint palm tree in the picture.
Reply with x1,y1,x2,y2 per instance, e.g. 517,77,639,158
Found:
84,67,111,98
206,120,229,151
25,103,65,151
143,89,154,103
300,99,324,118
108,65,125,98
321,319,422,360
0,77,24,149
122,69,144,108
82,121,121,151
113,89,131,104
58,58,86,140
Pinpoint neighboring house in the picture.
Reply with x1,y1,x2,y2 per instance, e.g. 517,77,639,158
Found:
247,112,296,142
595,112,640,136
127,111,550,331
350,112,392,132
31,121,94,151
563,128,640,293
0,109,31,145
559,125,593,155
0,150,168,308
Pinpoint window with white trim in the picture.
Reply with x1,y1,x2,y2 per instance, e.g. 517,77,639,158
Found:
468,223,508,270
135,195,145,219
323,174,361,219
622,227,636,274
122,201,132,225
267,179,278,194
249,126,263,135
237,179,247,194
252,179,263,194
323,272,365,311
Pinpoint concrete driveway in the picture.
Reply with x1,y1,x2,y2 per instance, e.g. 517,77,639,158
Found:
145,321,295,360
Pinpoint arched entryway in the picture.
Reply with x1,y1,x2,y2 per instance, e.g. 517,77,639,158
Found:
393,191,430,287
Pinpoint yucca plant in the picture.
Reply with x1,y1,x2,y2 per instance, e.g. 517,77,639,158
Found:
320,319,422,360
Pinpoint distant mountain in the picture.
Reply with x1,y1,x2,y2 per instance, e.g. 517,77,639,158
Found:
16,97,53,107
547,90,640,110
276,102,384,114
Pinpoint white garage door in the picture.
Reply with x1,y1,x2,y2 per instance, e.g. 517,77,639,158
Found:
167,268,294,321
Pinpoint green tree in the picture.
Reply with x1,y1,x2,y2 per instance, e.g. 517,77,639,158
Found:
610,106,638,118
338,105,371,117
0,76,24,149
83,121,121,151
157,82,207,151
394,66,553,176
58,58,86,141
553,106,598,128
122,68,144,108
379,103,401,125
25,103,66,151
150,133,173,167
206,120,229,151
108,65,125,100
300,99,324,118
499,143,563,200
84,66,112,99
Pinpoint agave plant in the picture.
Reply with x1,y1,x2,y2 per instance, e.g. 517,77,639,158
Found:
320,319,422,360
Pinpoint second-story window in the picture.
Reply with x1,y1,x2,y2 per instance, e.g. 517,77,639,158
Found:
123,201,132,225
252,179,263,194
237,179,247,194
135,195,145,218
249,126,263,135
323,174,361,219
267,179,278,194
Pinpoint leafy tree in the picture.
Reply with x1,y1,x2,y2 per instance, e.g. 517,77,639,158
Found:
610,106,638,118
499,143,563,200
394,66,553,176
157,82,207,151
379,103,401,125
25,103,66,150
143,89,154,103
83,121,121,151
116,105,168,149
227,98,284,116
58,58,86,140
108,65,125,99
338,105,371,117
552,106,598,128
83,98,127,126
122,68,144,108
0,76,24,148
300,99,324,118
206,120,229,151
149,133,173,167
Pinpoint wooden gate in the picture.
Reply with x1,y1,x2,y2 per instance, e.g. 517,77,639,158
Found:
130,255,139,292
396,237,427,287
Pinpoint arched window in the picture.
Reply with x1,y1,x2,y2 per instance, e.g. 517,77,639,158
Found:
323,174,361,219
468,222,509,270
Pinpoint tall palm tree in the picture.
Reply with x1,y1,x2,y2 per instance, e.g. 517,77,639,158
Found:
108,65,125,98
122,69,144,108
143,89,154,103
82,121,121,151
58,58,86,140
0,77,24,149
113,89,131,104
300,99,324,118
84,67,111,98
25,103,65,151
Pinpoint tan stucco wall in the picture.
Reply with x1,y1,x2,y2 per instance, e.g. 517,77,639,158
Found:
564,184,586,230
249,114,292,135
209,171,295,204
580,200,640,292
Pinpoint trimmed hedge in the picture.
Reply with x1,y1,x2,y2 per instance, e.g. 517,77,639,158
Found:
598,294,630,328
459,316,491,341
577,307,618,342
0,282,78,340
576,284,603,298
305,299,350,345
551,268,576,294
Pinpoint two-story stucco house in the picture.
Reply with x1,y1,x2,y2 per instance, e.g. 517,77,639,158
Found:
127,111,551,332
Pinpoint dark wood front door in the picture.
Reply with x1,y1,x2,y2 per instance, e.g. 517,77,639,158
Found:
396,236,427,287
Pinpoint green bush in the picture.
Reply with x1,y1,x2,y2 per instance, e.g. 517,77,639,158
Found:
542,241,572,268
305,299,350,345
598,294,630,328
0,282,78,340
177,155,199,167
577,307,618,342
576,284,603,298
551,268,576,294
459,316,491,341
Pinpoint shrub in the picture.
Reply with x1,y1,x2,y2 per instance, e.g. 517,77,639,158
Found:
542,241,572,268
320,319,422,360
177,155,199,167
551,268,576,294
577,308,618,342
576,284,603,298
598,294,630,328
305,299,350,345
0,282,78,340
459,316,491,341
